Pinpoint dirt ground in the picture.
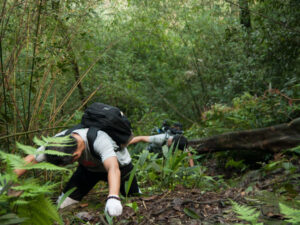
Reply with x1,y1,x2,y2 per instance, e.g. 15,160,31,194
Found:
60,185,259,225
59,158,300,225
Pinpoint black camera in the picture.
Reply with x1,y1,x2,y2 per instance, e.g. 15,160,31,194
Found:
161,120,170,133
160,120,183,135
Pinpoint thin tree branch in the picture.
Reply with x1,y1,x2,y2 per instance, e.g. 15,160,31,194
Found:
47,39,119,125
0,126,71,140
27,0,42,131
59,85,102,127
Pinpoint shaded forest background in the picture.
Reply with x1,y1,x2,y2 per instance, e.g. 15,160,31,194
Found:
0,0,299,224
0,0,299,143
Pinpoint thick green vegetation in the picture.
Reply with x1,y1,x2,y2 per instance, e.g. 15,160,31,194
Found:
0,0,299,224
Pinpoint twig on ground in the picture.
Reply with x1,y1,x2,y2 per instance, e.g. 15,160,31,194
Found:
98,214,109,225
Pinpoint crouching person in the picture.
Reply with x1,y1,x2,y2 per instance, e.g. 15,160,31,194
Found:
129,134,194,167
14,128,140,216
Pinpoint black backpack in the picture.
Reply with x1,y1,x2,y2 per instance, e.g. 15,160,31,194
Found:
65,102,132,159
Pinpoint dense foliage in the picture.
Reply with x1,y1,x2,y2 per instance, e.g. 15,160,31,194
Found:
0,0,299,140
0,0,299,224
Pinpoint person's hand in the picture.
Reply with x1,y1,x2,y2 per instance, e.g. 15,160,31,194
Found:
105,195,122,216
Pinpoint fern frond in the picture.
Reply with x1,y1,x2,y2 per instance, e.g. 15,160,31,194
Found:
0,213,26,225
0,151,69,172
16,143,71,157
279,203,300,224
33,135,76,148
12,199,29,206
41,135,75,146
0,152,27,169
41,150,72,156
17,195,62,225
20,162,69,171
16,142,37,155
0,173,17,187
33,136,47,146
13,180,58,196
230,200,262,224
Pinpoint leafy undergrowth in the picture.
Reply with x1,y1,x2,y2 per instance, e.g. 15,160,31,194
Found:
59,157,300,225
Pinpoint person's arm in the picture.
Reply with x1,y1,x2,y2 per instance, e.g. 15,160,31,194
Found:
103,156,121,196
128,136,150,145
187,152,195,167
184,146,195,167
14,154,38,177
103,156,123,216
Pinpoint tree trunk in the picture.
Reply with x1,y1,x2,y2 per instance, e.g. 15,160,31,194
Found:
239,0,251,29
189,118,300,154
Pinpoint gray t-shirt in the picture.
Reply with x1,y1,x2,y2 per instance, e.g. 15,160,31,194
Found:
148,133,171,147
35,128,132,172
146,133,171,154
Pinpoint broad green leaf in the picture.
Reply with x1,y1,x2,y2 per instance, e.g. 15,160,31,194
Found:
183,207,200,219
104,211,113,225
125,202,139,213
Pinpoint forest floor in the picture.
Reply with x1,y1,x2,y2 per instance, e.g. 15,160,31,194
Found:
59,157,300,225
60,185,244,225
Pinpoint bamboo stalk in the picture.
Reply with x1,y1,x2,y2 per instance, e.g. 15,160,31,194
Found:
54,85,102,127
2,1,31,132
0,126,71,140
0,0,9,150
47,40,118,125
28,61,54,131
27,0,43,131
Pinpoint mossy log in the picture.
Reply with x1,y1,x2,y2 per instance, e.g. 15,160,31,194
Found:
189,117,300,153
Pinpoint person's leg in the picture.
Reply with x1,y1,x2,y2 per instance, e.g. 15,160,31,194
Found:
58,165,105,208
119,163,140,196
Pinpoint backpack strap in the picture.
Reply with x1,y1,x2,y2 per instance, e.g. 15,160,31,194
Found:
66,124,123,161
86,127,102,160
87,127,123,160
64,124,100,160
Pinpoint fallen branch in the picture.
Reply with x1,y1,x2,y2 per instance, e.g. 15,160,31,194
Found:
189,118,300,154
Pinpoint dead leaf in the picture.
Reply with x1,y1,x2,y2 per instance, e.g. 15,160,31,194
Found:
80,203,89,208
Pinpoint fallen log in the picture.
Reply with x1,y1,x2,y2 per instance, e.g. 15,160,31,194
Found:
188,117,300,154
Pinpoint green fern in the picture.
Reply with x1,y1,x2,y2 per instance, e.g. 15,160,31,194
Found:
0,152,28,170
230,200,263,225
0,213,26,225
16,142,38,155
32,136,47,146
12,180,58,198
20,162,69,171
38,135,76,147
0,151,68,171
0,137,74,225
16,142,72,157
17,195,63,225
279,202,300,224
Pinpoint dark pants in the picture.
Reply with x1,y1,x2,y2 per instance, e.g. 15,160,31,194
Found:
63,163,139,201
